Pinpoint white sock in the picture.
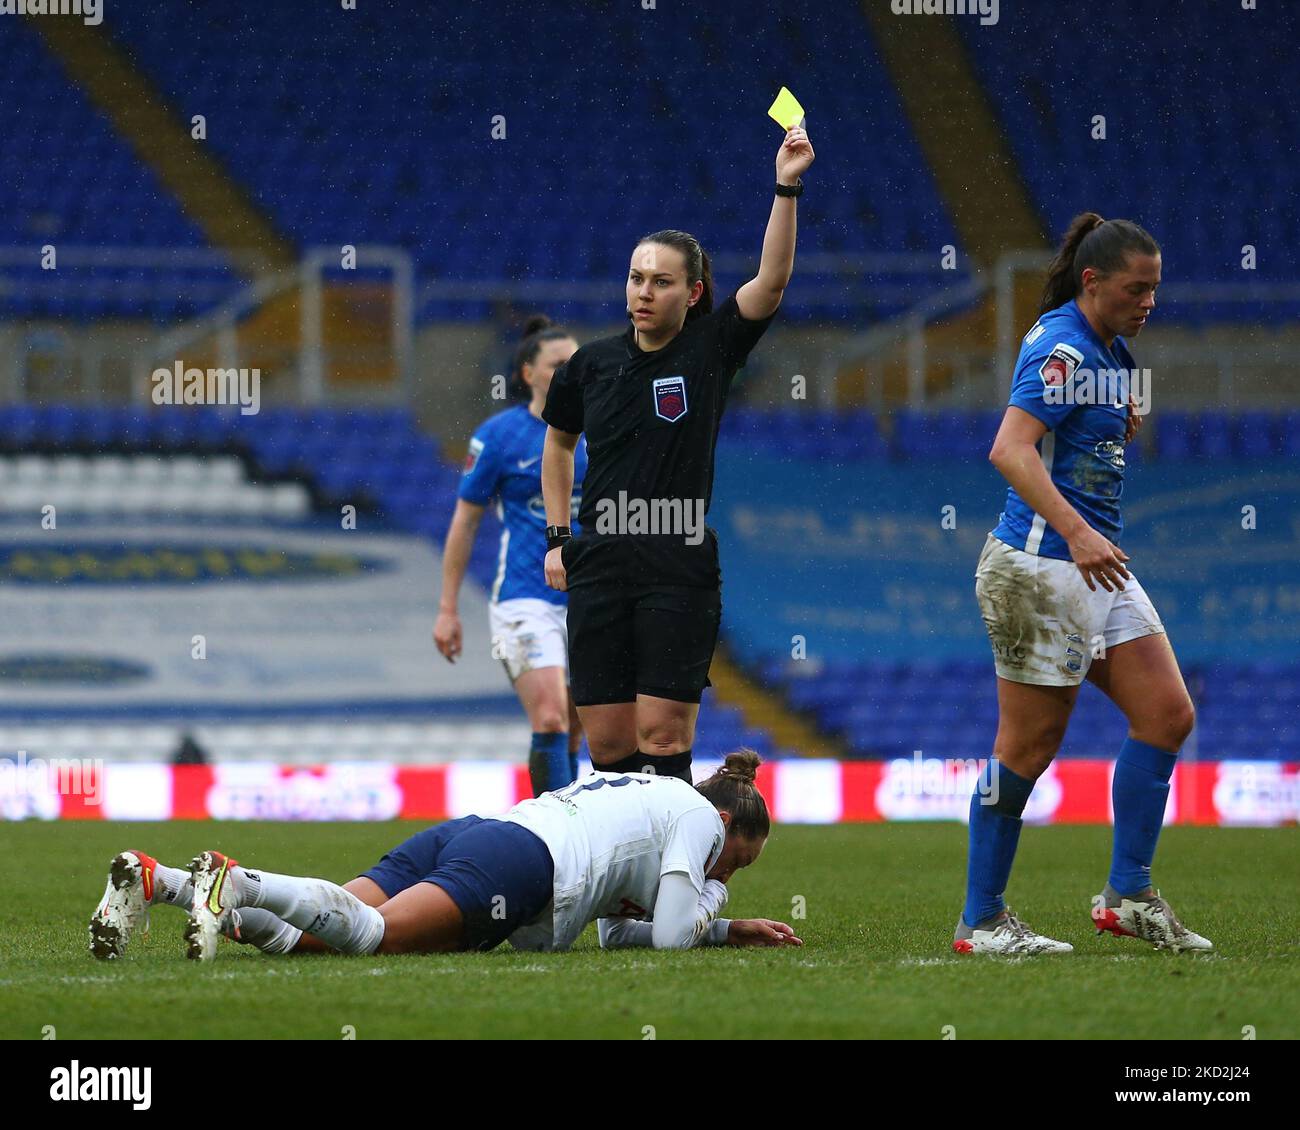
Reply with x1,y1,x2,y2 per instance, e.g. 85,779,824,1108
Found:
225,907,304,955
152,863,193,907
237,867,385,955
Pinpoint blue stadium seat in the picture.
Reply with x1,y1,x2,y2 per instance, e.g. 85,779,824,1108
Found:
767,654,1299,762
1193,413,1233,459
958,1,1300,314
0,2,965,325
1155,411,1195,460
1233,412,1280,459
1280,413,1300,459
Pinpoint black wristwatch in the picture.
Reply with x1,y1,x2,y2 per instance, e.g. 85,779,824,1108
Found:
546,526,572,551
775,178,804,198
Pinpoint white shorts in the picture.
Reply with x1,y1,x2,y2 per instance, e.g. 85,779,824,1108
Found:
975,534,1165,687
489,598,569,683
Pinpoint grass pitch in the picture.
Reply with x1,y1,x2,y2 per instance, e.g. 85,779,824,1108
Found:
2,820,1295,1040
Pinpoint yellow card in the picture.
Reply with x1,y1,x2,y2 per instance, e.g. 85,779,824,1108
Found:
767,87,805,130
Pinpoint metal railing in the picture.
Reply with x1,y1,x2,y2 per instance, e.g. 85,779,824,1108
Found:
3,246,1295,410
414,251,966,322
818,249,1300,408
0,245,413,405
131,245,414,405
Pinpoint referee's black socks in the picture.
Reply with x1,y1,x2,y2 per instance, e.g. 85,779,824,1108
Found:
596,749,694,785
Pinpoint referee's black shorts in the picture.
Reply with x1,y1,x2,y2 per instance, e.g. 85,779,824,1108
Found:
564,582,721,706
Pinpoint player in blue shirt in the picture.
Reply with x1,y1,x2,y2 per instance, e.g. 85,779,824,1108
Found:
957,213,1212,956
434,316,589,796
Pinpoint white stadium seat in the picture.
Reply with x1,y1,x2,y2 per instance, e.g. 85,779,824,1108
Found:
0,454,312,516
0,720,535,765
128,455,168,484
15,455,51,483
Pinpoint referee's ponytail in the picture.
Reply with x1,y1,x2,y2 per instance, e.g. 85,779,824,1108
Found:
637,229,715,325
1040,213,1160,316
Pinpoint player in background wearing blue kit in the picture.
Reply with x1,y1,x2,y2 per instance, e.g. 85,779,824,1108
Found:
434,317,590,796
956,214,1212,955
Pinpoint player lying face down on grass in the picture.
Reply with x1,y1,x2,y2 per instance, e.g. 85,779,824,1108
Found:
90,751,802,961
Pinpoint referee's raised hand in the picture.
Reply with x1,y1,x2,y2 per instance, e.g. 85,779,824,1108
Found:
776,125,815,183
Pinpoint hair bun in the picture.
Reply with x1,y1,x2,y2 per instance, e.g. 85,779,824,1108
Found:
720,749,760,784
522,314,553,338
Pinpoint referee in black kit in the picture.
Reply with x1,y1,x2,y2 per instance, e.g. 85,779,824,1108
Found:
539,124,815,784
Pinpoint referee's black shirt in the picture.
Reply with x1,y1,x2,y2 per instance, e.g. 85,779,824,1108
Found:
542,292,775,588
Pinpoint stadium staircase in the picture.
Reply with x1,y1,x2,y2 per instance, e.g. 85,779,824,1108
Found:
30,14,378,387
708,642,845,760
861,2,1045,264
843,3,1050,406
32,14,293,271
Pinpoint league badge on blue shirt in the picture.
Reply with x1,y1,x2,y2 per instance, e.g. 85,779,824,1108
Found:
1039,343,1083,388
653,375,688,422
464,436,484,473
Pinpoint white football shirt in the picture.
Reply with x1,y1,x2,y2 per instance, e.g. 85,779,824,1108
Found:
500,771,726,951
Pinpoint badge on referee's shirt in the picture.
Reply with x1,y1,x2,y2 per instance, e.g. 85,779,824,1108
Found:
653,376,688,422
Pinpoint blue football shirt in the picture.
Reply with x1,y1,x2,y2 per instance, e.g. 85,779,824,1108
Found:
992,300,1137,560
458,405,587,603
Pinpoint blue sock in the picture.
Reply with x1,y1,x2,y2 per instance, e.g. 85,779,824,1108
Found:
963,759,1036,928
1108,737,1178,897
528,732,573,796
568,735,587,782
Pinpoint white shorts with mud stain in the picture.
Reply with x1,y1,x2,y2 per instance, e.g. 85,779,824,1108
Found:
974,533,1165,686
489,597,569,683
